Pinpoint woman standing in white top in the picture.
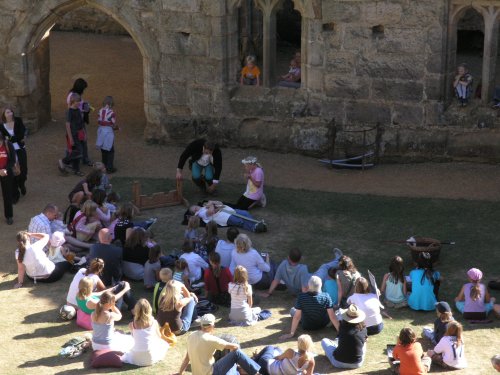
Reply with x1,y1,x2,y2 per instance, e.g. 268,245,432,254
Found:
229,266,261,325
14,232,71,288
230,234,272,290
347,277,384,335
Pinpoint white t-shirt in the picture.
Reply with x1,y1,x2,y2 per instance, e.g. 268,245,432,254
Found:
433,336,467,369
19,235,55,278
347,293,383,327
66,268,101,305
180,252,209,282
228,282,252,309
215,240,235,268
196,206,233,226
230,248,270,285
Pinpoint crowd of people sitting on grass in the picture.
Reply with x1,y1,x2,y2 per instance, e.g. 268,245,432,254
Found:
8,148,500,373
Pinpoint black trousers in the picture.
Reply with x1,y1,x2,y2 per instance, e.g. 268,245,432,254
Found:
234,195,257,210
0,173,14,219
101,146,115,170
30,261,72,283
12,148,27,199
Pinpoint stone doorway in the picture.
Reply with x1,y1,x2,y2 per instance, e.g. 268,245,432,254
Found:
6,1,158,138
276,0,302,81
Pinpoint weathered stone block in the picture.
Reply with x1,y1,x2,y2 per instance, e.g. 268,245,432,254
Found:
325,51,356,74
190,86,214,115
361,2,403,25
372,79,423,101
192,13,211,34
162,0,201,12
424,102,444,125
209,36,226,59
322,2,360,22
358,55,425,80
162,12,192,33
201,0,225,17
163,81,188,106
319,98,345,124
426,52,443,74
376,28,425,54
230,89,275,117
343,26,372,51
325,75,370,99
346,101,391,124
392,104,424,126
424,77,443,101
427,25,444,53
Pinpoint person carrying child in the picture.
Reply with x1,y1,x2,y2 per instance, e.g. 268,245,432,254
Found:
240,55,261,86
408,252,440,311
455,267,495,319
381,255,408,308
95,96,118,173
59,93,86,176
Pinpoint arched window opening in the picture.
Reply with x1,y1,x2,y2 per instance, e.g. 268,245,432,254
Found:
276,0,302,88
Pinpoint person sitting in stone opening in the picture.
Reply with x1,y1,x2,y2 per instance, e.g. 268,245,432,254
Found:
176,139,222,194
190,201,267,233
240,55,261,86
277,59,301,88
453,63,473,107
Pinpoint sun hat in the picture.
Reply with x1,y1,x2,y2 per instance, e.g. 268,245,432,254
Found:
50,231,66,247
200,313,216,326
341,304,366,324
435,301,451,313
241,156,258,165
467,268,483,281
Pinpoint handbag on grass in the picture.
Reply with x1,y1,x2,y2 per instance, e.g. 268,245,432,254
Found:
160,322,177,346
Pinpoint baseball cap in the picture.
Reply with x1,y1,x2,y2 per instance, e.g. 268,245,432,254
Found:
435,301,451,313
200,314,216,326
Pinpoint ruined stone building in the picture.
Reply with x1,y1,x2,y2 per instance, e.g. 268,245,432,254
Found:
1,0,500,160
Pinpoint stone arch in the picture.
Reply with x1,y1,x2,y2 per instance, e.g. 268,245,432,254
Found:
6,0,161,135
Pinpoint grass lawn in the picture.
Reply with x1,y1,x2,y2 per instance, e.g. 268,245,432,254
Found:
1,177,499,374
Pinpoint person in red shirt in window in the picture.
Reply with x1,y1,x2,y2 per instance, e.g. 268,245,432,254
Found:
0,131,15,224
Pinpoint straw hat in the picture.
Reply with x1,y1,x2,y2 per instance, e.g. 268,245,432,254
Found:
341,304,366,324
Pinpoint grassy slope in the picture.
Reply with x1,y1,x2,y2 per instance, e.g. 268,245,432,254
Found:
1,177,498,374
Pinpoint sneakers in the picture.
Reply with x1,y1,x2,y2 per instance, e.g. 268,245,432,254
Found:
58,159,68,174
191,318,201,328
75,256,87,266
259,194,267,208
254,220,267,233
333,248,343,259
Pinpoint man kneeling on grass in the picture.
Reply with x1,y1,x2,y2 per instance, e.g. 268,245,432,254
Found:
176,313,261,375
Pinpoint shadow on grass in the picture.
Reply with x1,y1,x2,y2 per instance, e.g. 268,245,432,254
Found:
13,322,75,340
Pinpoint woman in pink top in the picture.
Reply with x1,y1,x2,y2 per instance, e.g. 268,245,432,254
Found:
234,156,266,210
455,267,495,319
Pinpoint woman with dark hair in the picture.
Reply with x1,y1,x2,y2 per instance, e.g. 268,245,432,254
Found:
0,131,16,224
67,78,92,166
66,257,106,306
408,252,441,311
1,107,27,201
14,231,72,288
68,169,102,205
122,227,152,280
91,188,111,226
336,255,361,306
321,304,368,369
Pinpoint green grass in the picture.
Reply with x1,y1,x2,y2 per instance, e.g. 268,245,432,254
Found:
1,177,499,374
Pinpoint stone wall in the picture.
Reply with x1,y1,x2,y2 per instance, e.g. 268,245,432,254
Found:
1,0,500,162
54,6,128,35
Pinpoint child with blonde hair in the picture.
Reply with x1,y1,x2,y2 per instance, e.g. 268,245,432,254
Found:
74,200,102,242
96,95,118,173
254,334,315,375
47,231,78,264
229,265,261,325
240,55,261,86
121,299,169,366
184,215,201,247
428,321,467,370
455,267,495,319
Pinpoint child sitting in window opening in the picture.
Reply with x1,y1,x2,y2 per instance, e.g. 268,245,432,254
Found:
240,55,261,86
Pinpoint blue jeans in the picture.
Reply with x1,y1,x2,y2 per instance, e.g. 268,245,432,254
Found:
226,209,257,232
192,162,214,183
254,345,283,375
455,301,493,314
212,349,261,375
321,338,365,369
180,297,197,332
367,322,384,336
313,258,341,282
